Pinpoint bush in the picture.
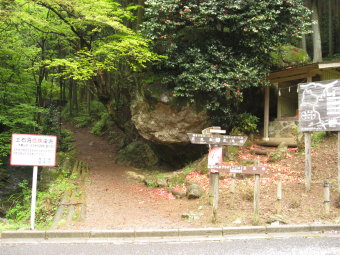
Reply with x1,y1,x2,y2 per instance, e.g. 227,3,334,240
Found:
312,131,326,147
231,113,259,135
90,112,110,136
72,115,92,128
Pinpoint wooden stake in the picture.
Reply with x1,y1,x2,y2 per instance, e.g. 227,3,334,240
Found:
276,177,282,214
253,159,260,218
209,173,213,205
304,132,312,191
230,173,236,194
211,172,219,222
324,180,330,215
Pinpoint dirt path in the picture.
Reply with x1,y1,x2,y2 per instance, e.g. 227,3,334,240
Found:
62,124,340,229
63,124,196,230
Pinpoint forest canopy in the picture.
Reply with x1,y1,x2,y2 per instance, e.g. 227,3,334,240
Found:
142,0,312,124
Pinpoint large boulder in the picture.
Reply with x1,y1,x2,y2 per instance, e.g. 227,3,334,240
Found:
131,96,210,145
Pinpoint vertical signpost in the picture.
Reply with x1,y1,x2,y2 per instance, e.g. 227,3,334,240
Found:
10,134,57,230
189,127,267,221
298,79,340,191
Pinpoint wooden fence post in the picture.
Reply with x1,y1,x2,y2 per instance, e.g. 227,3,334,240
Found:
253,159,260,220
324,180,330,215
276,177,282,214
230,173,236,194
211,172,219,222
304,132,312,191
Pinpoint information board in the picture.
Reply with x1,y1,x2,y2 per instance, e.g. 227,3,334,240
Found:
187,133,247,146
10,134,57,167
299,79,340,131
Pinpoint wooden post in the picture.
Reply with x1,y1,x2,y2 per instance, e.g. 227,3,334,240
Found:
253,160,260,219
276,177,282,214
209,173,213,205
338,132,340,191
304,132,312,191
323,180,330,215
211,172,219,222
230,173,236,194
263,86,270,141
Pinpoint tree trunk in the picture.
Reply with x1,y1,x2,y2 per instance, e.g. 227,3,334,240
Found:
301,34,307,52
137,0,145,26
73,81,79,114
311,0,322,63
328,0,334,56
69,80,73,117
336,0,340,53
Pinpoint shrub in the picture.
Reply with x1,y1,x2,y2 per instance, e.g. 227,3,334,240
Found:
231,113,259,135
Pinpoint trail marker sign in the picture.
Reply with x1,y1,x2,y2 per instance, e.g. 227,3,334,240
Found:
10,133,58,230
187,133,247,146
208,164,267,175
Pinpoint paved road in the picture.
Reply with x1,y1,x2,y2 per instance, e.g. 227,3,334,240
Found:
1,236,340,255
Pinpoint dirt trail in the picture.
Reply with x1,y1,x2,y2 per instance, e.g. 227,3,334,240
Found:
63,124,194,230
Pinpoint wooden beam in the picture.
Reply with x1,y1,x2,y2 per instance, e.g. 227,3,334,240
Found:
268,64,317,80
318,62,340,69
270,74,309,84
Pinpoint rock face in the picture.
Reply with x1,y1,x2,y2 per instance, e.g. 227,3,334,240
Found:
131,97,210,145
116,141,159,168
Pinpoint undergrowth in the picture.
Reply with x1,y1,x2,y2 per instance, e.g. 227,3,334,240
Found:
0,169,78,231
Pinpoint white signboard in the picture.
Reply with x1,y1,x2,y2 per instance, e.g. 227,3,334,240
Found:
299,79,340,131
10,134,57,167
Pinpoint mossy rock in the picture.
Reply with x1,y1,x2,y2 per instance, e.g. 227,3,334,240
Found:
116,141,159,168
270,44,310,69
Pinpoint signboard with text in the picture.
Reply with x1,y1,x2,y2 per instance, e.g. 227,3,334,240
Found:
299,79,340,131
208,164,267,175
10,134,57,167
187,133,247,146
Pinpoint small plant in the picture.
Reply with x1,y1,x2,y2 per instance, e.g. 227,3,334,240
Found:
252,214,261,226
91,112,110,136
231,113,259,135
289,199,301,209
241,185,253,202
72,115,92,128
312,131,326,147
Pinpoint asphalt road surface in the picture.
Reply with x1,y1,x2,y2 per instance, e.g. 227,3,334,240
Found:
1,236,340,255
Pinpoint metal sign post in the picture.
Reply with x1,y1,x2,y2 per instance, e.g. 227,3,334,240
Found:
10,134,57,230
31,166,38,230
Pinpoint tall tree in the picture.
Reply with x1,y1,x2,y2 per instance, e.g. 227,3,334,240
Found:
311,0,322,62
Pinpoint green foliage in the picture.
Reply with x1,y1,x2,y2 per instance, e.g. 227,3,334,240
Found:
4,168,78,229
41,104,60,136
91,112,110,136
72,115,93,128
270,44,310,69
142,0,311,125
58,129,75,153
312,131,326,147
231,113,259,135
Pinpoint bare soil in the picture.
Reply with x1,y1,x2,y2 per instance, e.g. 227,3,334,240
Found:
63,124,340,230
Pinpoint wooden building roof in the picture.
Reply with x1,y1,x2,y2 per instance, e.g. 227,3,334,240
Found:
268,62,340,83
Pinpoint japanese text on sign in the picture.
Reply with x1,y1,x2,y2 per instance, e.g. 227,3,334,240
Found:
187,133,247,146
10,134,57,167
208,164,267,175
